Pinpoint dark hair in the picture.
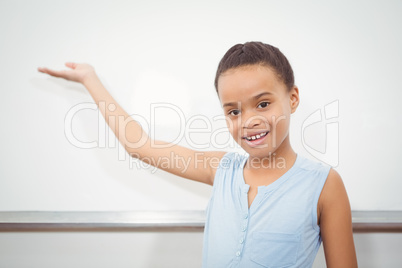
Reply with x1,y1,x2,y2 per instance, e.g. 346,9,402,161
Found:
214,41,294,92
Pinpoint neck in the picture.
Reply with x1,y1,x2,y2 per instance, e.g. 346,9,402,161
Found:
246,136,297,172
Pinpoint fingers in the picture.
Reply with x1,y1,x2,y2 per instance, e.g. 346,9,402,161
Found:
37,67,46,73
37,67,67,78
37,62,76,77
65,62,77,69
38,63,93,83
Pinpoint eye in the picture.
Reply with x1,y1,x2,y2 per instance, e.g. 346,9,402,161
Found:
228,109,241,116
257,101,270,108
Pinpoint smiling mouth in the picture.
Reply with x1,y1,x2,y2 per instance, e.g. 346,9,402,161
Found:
243,131,269,141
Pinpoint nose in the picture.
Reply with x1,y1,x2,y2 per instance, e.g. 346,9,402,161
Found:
242,111,265,129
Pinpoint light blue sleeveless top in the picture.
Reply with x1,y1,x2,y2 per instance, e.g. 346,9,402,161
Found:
202,152,331,268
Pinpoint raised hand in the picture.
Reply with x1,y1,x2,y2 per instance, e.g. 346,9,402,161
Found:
38,62,96,84
37,61,225,186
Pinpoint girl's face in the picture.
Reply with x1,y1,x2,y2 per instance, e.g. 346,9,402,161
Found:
217,65,299,159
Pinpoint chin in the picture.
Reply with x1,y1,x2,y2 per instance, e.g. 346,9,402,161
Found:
242,145,277,159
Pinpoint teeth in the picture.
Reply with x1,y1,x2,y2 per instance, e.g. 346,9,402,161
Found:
245,132,267,141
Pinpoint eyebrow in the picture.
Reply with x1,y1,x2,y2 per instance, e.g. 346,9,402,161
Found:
253,92,273,100
222,92,273,108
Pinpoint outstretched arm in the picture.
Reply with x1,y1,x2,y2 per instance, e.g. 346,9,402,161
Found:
318,169,358,267
38,63,225,185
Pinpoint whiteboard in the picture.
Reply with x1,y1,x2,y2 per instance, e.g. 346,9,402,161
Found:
0,0,401,211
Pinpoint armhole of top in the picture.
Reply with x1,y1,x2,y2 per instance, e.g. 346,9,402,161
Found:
206,152,234,218
312,165,332,233
212,151,234,186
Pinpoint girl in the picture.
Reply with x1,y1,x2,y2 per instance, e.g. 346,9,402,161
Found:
38,41,357,267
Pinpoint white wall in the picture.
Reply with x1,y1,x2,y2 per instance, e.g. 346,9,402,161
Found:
0,0,401,211
1,1,402,267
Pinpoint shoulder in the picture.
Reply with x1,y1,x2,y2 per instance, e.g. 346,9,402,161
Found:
317,168,350,224
297,154,330,173
211,151,248,184
217,151,248,168
320,169,346,205
317,168,357,267
294,155,331,187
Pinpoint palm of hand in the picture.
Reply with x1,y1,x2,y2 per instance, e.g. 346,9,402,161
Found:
38,62,95,84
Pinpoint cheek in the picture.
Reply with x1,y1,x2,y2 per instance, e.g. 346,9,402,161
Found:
266,107,287,125
266,105,291,126
270,115,290,137
225,118,233,132
226,118,240,137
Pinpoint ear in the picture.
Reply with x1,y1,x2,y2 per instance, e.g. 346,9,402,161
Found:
289,86,300,113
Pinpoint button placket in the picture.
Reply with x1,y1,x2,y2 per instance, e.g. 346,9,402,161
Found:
236,209,249,259
236,183,250,259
